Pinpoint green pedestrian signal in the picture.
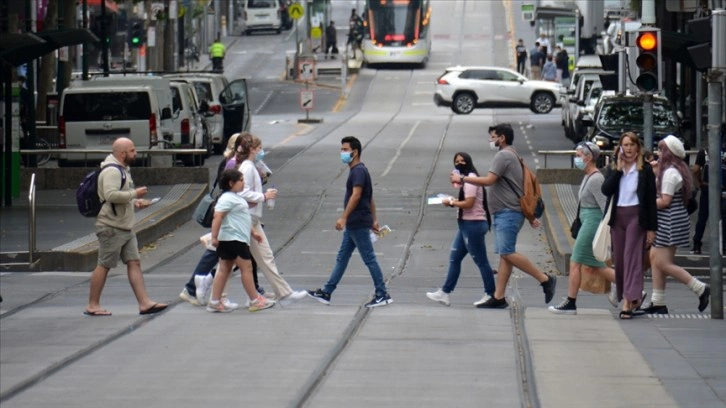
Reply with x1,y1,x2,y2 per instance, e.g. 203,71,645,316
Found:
128,21,145,48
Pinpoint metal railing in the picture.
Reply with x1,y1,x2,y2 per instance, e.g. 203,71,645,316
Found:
19,148,208,167
0,174,37,268
537,149,701,168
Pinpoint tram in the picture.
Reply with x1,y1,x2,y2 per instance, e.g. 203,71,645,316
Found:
361,0,431,66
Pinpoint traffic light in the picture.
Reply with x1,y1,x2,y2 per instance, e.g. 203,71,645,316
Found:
128,20,145,48
633,28,661,93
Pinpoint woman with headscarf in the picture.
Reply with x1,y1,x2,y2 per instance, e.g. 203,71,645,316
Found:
426,152,496,307
601,132,657,319
550,142,617,314
642,136,710,314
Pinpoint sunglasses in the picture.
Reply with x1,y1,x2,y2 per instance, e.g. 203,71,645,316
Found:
578,142,594,157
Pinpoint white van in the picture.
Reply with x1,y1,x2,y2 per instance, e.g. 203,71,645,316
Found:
242,0,282,35
58,77,173,166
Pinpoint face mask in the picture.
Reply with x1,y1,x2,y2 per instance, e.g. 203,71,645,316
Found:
255,149,265,162
455,164,468,173
489,141,498,151
341,151,353,164
574,157,586,170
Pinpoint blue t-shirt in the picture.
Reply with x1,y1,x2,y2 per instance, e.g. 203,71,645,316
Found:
345,163,373,229
214,191,251,243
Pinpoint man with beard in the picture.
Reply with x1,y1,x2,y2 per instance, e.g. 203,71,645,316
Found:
84,138,168,316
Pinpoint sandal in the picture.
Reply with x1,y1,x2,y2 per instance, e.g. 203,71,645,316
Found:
619,310,634,320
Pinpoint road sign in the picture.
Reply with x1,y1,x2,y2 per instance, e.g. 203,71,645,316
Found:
311,26,322,39
289,3,304,20
300,90,314,110
298,59,315,81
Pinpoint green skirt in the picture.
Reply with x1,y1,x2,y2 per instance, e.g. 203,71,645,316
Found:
571,207,606,268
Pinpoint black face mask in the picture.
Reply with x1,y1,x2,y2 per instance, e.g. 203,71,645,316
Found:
455,164,468,174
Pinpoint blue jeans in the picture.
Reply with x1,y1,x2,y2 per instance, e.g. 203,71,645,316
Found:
442,220,496,296
184,249,260,295
323,227,388,297
492,209,524,255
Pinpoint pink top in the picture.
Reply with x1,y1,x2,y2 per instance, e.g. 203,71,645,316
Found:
461,172,486,221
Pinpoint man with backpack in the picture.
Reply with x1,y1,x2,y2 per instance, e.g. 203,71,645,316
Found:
84,138,167,316
450,123,556,309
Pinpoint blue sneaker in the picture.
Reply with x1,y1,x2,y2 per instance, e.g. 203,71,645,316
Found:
365,293,393,308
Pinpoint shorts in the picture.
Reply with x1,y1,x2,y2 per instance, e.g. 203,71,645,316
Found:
492,209,524,255
216,240,252,261
95,224,140,269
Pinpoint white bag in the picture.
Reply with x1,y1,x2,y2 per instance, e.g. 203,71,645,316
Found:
592,199,613,262
199,232,216,251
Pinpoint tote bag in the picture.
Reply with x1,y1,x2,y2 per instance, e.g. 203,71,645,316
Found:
592,199,613,262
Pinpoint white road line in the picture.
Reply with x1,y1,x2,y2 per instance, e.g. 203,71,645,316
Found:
381,121,421,178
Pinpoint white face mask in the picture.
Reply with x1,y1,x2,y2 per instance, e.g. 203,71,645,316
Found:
489,141,498,151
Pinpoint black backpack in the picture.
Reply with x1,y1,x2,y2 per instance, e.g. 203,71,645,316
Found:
76,164,126,217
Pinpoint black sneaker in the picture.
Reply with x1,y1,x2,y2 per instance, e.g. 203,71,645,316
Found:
641,303,669,314
476,296,508,309
548,298,577,315
365,293,393,308
307,288,331,305
541,273,557,304
698,285,710,312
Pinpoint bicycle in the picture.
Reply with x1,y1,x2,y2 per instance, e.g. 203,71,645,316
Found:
21,135,51,166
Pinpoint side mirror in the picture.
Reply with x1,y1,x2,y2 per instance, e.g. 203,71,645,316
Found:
518,78,525,84
161,107,172,120
199,99,209,112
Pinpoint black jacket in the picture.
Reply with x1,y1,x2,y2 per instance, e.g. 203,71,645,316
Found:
601,162,658,231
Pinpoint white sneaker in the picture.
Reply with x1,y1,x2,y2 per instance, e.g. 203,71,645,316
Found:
249,295,275,312
194,274,212,306
607,283,618,308
179,288,201,306
278,290,308,307
426,289,450,306
473,294,492,307
221,294,239,311
206,300,234,313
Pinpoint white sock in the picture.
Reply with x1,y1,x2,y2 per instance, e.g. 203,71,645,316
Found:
651,289,666,306
209,299,220,305
687,278,706,296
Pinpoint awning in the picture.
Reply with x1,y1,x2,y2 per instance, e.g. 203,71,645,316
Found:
0,28,99,67
535,6,577,20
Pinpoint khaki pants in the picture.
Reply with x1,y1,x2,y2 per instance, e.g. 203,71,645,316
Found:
250,219,293,298
530,66,541,80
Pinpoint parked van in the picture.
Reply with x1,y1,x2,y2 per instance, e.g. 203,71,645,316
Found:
242,0,282,35
58,76,173,166
169,81,210,165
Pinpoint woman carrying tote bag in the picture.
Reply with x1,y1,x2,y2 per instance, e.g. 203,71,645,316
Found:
549,142,616,315
601,132,657,319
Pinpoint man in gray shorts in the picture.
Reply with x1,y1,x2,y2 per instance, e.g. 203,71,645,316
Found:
84,138,168,316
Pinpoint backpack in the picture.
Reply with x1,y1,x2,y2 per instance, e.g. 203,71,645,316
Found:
77,164,126,217
502,153,545,222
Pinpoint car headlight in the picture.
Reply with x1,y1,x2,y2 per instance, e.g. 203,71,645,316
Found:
591,135,611,149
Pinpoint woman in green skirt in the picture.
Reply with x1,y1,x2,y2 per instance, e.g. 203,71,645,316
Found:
549,142,616,315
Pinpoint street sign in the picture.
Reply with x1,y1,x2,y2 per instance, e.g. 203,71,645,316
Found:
521,4,534,21
289,3,304,20
311,26,322,39
300,90,314,110
298,59,315,81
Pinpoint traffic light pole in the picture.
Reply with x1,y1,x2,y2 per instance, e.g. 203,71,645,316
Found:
643,94,653,150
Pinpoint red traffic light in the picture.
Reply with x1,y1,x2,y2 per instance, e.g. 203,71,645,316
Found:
636,32,657,51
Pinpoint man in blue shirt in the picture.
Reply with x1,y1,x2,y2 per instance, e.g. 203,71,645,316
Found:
308,136,393,308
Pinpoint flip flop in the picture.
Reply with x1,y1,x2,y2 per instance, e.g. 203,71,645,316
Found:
84,310,112,316
139,303,168,315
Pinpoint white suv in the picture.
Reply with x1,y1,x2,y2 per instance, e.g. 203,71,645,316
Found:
434,66,561,114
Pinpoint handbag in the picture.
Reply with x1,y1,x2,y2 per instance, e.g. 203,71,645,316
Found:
570,203,581,239
193,189,218,228
579,266,611,294
592,198,613,262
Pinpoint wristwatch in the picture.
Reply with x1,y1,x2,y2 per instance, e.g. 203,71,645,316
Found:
460,175,465,184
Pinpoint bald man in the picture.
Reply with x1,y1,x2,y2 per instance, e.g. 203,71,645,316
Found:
84,138,168,316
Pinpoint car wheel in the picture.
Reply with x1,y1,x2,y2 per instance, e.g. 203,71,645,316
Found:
452,92,475,115
531,92,555,114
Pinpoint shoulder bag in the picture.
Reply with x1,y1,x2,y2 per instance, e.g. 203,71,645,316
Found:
592,198,613,262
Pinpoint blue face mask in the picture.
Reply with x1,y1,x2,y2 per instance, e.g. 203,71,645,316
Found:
255,149,265,163
341,151,353,164
574,156,586,170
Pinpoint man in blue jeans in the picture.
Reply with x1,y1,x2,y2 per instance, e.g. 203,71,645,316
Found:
307,136,393,308
450,123,557,308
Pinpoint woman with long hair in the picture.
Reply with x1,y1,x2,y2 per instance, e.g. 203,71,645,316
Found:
426,152,497,307
601,132,657,319
642,136,710,314
549,142,616,314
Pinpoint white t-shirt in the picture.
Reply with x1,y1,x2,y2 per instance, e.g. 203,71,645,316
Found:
237,159,266,221
215,191,251,243
660,167,683,196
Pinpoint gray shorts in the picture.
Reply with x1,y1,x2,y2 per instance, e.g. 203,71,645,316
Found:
95,225,140,269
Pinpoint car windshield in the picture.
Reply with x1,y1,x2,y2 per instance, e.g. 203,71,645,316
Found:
597,101,677,129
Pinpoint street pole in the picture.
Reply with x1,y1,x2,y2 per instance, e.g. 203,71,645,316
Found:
707,9,725,320
82,0,89,80
696,72,703,151
643,94,653,150
25,0,37,168
101,0,109,76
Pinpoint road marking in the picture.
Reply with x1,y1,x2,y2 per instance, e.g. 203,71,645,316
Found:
270,123,315,150
253,90,274,115
381,121,420,178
